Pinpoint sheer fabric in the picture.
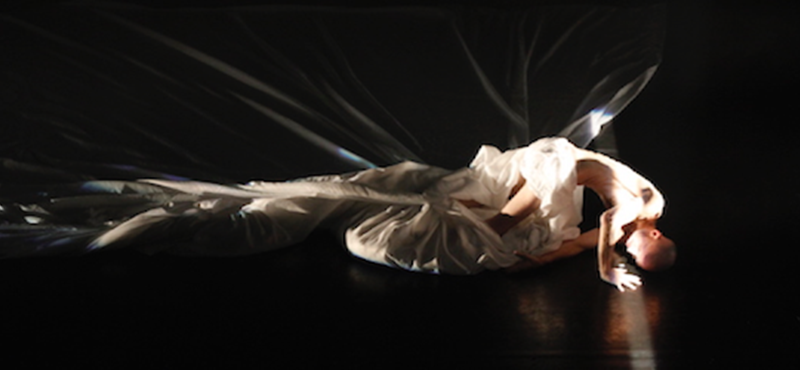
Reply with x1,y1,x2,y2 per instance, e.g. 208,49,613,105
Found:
0,3,664,271
0,2,664,181
1,137,582,274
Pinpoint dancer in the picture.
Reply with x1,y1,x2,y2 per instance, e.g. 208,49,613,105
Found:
0,137,673,290
496,140,675,291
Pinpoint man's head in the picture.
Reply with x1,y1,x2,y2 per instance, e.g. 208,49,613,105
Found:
625,226,676,271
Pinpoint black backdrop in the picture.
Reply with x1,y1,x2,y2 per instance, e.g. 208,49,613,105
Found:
1,1,799,368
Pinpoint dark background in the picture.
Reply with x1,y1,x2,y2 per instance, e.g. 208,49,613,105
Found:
1,1,799,368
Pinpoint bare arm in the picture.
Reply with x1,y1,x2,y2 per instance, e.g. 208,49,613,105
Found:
597,209,622,281
597,199,645,291
506,228,599,273
484,183,541,236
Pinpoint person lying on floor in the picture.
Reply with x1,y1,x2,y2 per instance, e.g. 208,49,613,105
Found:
0,137,674,291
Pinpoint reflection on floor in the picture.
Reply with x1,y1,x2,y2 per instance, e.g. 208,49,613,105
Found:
1,218,797,369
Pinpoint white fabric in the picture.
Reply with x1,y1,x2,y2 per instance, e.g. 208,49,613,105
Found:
91,138,584,275
339,137,584,274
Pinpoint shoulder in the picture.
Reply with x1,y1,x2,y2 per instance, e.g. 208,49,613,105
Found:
572,145,645,186
574,148,666,218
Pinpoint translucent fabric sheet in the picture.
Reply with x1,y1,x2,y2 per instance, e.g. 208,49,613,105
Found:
0,2,664,183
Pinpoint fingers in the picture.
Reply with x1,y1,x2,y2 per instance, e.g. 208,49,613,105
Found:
612,266,642,292
619,281,641,292
617,274,642,292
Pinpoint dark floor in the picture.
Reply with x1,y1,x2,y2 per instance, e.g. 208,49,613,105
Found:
2,2,800,369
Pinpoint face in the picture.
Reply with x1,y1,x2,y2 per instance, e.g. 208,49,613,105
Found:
625,227,661,258
625,227,675,271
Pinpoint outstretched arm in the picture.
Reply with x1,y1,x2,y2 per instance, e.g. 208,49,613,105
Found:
507,228,599,273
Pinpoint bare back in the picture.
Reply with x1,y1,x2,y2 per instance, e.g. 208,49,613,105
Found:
574,149,664,222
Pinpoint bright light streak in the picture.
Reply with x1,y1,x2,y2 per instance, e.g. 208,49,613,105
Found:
24,216,44,224
589,108,615,138
235,94,377,170
338,148,377,169
81,181,125,193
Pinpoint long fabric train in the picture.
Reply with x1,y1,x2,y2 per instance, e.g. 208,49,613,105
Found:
1,138,585,275
0,163,440,259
